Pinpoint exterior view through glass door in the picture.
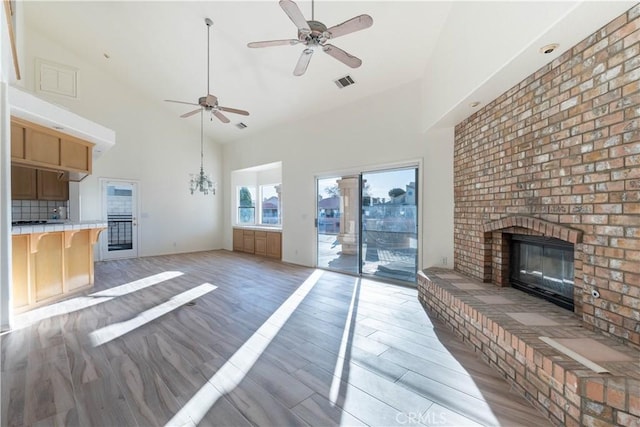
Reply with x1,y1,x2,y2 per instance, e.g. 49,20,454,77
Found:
101,179,138,260
361,168,418,282
316,177,359,275
316,167,418,283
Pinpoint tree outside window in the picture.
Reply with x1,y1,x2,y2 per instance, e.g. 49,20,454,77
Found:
238,186,255,224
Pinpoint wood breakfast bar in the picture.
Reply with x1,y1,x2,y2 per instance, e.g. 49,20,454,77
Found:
11,221,106,313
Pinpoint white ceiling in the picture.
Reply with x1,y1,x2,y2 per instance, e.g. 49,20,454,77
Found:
22,1,636,144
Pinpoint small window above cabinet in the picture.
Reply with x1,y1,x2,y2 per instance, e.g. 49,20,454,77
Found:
11,166,69,201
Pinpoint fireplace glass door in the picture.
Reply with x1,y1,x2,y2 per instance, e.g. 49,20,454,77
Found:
510,235,574,310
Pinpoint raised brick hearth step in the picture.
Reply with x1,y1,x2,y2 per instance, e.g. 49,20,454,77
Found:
418,268,640,427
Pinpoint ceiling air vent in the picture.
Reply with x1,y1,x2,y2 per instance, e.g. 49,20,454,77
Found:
334,75,355,89
236,122,248,130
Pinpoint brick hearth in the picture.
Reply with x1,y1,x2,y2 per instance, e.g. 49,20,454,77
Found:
418,268,640,426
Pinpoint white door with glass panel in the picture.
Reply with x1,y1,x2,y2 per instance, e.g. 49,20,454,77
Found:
101,180,139,260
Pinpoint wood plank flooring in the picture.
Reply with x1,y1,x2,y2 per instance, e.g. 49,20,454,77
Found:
1,250,550,426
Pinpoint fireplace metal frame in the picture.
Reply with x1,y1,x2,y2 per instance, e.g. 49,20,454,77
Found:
509,234,575,311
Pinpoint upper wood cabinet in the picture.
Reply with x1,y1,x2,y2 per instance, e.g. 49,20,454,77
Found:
11,166,37,199
11,117,93,176
37,170,69,201
11,122,26,160
11,166,68,201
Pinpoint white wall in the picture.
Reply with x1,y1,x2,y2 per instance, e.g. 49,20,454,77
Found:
23,27,223,256
223,80,454,270
1,0,13,329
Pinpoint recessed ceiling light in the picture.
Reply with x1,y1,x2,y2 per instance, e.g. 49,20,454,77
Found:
470,101,481,108
539,43,559,54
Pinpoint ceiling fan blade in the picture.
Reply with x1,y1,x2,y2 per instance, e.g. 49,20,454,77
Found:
165,99,199,106
279,0,311,33
212,110,230,123
293,48,314,76
205,94,218,106
218,106,250,116
180,108,201,118
326,15,373,39
248,39,300,48
322,44,362,68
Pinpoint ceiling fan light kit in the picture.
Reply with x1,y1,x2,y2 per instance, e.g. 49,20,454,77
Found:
164,18,249,124
248,0,373,76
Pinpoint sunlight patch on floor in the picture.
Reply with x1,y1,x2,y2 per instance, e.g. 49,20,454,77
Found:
89,282,216,347
330,277,359,405
165,269,324,426
9,271,184,331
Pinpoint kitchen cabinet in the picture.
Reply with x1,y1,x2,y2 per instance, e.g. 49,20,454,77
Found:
11,227,105,313
11,117,93,177
37,170,69,201
11,166,37,199
11,165,69,201
233,228,281,260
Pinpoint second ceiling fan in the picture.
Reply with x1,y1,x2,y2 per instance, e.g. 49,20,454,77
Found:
248,0,373,76
165,18,249,123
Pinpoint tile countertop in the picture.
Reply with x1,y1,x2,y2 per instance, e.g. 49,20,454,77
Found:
11,221,108,235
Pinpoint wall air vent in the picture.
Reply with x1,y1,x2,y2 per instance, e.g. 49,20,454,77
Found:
334,75,355,89
236,122,247,129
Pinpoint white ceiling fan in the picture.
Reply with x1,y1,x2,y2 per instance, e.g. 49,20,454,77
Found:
248,0,373,76
165,18,249,123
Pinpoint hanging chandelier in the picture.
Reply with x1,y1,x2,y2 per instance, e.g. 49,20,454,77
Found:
189,109,216,195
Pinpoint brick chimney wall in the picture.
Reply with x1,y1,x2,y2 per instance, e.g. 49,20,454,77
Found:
453,4,640,347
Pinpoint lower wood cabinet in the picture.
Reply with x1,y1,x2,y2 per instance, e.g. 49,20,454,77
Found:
266,232,281,259
255,231,267,256
233,228,281,260
11,228,103,313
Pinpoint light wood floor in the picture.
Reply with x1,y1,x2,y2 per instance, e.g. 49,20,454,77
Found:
1,250,550,426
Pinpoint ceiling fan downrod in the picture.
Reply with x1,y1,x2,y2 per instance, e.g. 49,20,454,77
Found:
205,18,213,96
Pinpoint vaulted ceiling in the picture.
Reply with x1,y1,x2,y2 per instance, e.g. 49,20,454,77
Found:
23,1,636,143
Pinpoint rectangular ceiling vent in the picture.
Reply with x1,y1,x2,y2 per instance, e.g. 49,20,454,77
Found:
334,75,355,89
236,122,248,129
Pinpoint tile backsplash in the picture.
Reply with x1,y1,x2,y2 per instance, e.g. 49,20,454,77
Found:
12,200,69,221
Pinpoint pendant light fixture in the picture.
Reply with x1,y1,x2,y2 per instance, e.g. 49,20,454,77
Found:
189,109,216,195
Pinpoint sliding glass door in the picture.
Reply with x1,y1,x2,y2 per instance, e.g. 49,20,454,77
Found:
361,168,418,282
316,167,418,283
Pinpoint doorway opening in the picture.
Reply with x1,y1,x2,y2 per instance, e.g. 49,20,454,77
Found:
316,166,418,283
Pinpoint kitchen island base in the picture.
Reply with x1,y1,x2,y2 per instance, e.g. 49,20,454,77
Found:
12,225,105,313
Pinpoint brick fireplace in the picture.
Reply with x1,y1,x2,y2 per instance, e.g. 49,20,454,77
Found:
453,3,640,348
418,5,640,425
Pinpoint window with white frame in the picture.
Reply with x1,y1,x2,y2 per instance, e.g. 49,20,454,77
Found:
260,184,280,225
237,186,256,225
